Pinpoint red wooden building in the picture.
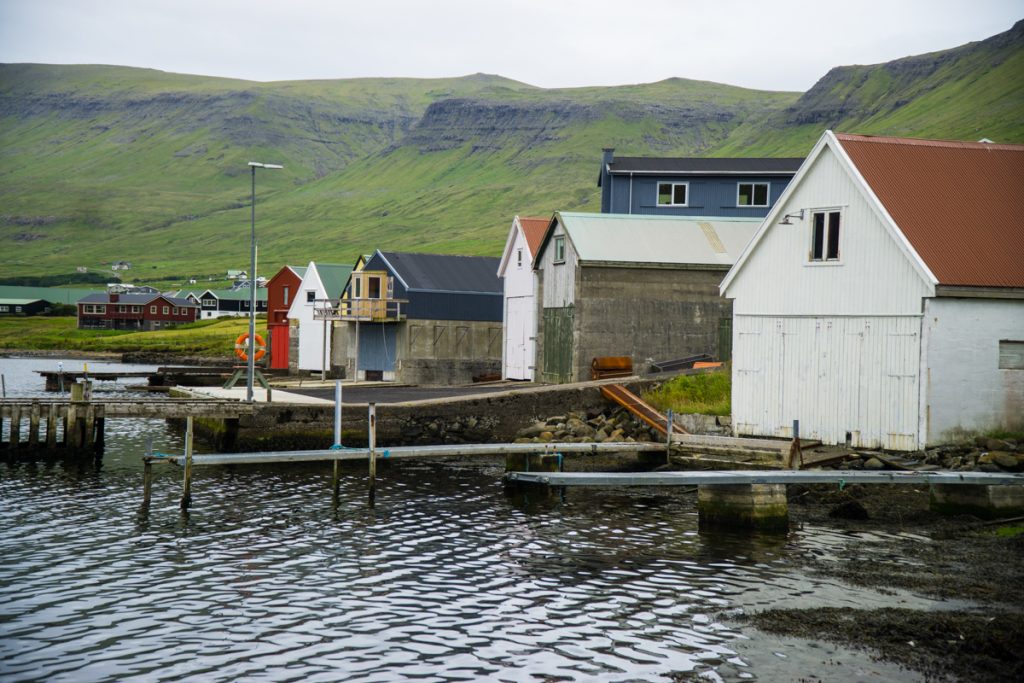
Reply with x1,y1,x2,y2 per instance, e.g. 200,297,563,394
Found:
77,292,199,330
266,265,306,369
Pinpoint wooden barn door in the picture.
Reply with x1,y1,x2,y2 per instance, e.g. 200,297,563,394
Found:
542,306,574,383
270,325,290,369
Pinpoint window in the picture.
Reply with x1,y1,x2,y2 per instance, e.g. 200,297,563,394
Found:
15,306,22,313
0,305,8,312
307,290,316,303
172,307,179,315
202,298,216,307
368,276,381,299
118,305,126,313
131,306,141,313
150,306,157,314
553,235,566,263
810,210,841,261
657,182,688,206
517,248,523,268
283,286,289,306
738,182,769,207
999,341,1024,370
162,306,170,315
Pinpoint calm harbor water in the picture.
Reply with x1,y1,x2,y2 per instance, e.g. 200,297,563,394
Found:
0,356,941,681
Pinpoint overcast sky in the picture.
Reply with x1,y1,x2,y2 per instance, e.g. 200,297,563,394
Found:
0,0,1019,91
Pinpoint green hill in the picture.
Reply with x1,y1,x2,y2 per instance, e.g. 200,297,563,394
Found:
1,20,1021,285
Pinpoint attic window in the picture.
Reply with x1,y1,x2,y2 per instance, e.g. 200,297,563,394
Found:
810,210,841,262
657,182,688,207
517,248,523,268
306,290,316,303
553,236,566,264
738,182,769,207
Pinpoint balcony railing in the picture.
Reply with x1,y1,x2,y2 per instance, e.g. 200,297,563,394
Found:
312,297,407,322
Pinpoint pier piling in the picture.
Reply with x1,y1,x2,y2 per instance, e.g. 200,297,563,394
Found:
45,404,57,449
180,417,194,511
28,401,40,446
10,404,21,447
368,403,377,505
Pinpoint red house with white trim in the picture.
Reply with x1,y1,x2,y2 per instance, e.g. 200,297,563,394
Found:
77,292,199,330
266,265,306,370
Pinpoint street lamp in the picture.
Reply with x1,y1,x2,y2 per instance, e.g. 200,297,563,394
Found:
247,161,283,402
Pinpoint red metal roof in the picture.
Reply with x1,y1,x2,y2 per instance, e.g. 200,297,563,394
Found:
836,133,1024,288
518,217,549,258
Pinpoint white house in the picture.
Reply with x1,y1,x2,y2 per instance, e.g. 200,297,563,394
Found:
497,215,548,380
287,261,353,374
721,131,1024,450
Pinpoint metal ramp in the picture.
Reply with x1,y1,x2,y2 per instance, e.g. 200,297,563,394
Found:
600,383,689,436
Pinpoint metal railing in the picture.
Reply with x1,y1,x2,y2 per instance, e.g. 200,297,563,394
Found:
312,297,407,322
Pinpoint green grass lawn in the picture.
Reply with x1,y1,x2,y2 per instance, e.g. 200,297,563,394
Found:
0,316,267,357
643,369,731,416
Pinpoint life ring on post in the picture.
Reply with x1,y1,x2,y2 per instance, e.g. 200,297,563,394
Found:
234,333,266,362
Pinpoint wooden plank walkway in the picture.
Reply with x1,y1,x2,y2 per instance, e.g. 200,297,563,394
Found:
600,383,689,436
505,470,1024,487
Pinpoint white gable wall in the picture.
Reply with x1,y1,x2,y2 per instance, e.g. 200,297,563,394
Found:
923,297,1024,443
287,262,331,372
726,145,933,450
501,225,537,380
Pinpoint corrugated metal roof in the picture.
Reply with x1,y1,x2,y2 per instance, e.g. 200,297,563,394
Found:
0,285,102,305
607,157,804,175
518,217,549,257
77,293,197,306
555,212,760,266
200,288,268,301
837,133,1024,288
313,264,354,298
0,298,45,305
378,251,502,293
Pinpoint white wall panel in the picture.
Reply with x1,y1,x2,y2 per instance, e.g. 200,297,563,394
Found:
733,314,922,449
726,147,932,317
538,222,578,309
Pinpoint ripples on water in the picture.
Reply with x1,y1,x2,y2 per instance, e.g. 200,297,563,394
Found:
0,358,937,681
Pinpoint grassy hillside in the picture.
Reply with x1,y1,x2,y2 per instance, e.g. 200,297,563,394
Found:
1,20,1021,286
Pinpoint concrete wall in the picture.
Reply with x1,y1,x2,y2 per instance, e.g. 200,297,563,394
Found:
571,265,730,382
924,297,1024,443
333,318,502,385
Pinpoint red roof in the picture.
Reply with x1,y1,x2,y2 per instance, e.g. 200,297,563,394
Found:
518,217,549,258
836,133,1024,288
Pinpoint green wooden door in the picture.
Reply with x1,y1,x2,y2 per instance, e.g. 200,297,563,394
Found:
542,306,574,383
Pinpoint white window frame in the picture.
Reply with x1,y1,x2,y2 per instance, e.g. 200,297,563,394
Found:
553,235,566,264
162,305,170,315
808,208,842,263
202,298,216,307
150,305,157,314
656,182,688,207
0,305,8,312
737,182,770,207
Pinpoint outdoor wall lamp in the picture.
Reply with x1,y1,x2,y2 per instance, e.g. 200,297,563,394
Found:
779,209,805,225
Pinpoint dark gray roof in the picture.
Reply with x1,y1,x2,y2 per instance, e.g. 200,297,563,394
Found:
77,293,197,306
607,156,805,175
378,251,502,294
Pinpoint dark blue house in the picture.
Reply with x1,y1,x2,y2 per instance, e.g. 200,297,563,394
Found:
599,148,803,217
329,250,503,383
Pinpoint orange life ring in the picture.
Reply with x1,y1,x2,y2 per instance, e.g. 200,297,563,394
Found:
234,333,266,362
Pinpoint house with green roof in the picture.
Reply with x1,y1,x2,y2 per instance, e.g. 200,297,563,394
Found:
287,261,354,374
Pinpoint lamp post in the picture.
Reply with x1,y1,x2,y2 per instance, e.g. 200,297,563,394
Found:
247,161,283,402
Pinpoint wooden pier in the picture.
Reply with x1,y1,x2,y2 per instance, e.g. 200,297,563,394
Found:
1,393,253,457
504,470,1024,487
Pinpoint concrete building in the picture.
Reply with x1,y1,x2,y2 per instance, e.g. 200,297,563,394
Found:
533,212,760,383
497,215,548,381
324,250,503,384
287,261,354,374
721,131,1024,449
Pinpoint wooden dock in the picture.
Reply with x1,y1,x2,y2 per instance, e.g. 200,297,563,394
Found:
505,470,1024,487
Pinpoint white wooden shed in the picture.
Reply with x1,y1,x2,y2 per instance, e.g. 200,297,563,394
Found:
721,131,1024,449
287,261,352,374
497,216,548,380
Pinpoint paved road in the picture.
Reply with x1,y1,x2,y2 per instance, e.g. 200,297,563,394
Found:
285,383,525,404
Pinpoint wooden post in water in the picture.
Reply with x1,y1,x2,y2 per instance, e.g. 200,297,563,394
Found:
368,402,376,505
46,404,57,449
83,404,96,450
68,382,84,449
28,401,41,447
142,460,153,507
665,409,674,465
180,416,194,511
94,405,106,457
10,404,21,448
